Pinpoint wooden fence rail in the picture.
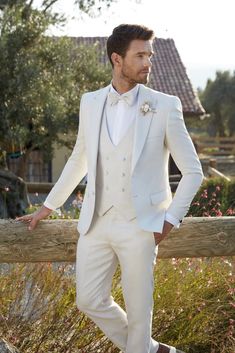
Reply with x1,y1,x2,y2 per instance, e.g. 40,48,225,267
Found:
0,217,235,263
194,136,235,156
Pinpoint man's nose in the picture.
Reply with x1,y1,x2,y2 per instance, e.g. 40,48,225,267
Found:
144,57,152,68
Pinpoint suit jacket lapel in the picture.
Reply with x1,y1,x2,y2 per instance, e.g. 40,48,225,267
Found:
88,83,156,177
89,84,111,177
131,85,156,174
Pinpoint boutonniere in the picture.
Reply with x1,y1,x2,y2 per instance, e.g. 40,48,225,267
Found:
140,101,157,116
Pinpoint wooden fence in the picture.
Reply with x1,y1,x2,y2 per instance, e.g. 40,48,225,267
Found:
193,136,235,156
0,217,235,263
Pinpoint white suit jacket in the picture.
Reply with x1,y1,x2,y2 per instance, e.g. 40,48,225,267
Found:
44,84,204,235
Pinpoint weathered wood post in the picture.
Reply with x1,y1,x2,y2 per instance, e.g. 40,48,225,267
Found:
209,159,217,169
0,217,235,262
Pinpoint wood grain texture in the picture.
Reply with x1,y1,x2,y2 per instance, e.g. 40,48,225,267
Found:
0,217,235,262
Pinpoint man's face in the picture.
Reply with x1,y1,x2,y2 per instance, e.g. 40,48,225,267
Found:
118,39,154,84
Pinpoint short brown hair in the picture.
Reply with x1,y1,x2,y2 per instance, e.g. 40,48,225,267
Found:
107,24,155,67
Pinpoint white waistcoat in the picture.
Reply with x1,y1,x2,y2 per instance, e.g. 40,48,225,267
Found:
95,110,137,221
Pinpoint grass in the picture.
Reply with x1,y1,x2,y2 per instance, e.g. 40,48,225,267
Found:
0,257,234,353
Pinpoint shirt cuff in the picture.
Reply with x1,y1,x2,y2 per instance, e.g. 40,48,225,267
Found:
165,212,182,229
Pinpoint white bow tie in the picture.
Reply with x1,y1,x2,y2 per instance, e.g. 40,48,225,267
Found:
108,91,135,106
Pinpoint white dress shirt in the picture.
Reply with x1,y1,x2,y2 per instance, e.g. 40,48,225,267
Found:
106,83,180,229
106,84,139,146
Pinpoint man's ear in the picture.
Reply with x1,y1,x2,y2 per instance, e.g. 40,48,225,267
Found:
111,52,122,67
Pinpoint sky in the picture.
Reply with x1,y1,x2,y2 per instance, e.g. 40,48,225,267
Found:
38,0,235,89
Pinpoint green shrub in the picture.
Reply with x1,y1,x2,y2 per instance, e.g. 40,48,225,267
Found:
188,177,235,217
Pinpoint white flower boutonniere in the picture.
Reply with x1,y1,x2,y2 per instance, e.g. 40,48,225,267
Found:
140,102,157,116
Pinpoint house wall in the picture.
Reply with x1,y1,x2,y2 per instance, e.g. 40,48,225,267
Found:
51,143,71,183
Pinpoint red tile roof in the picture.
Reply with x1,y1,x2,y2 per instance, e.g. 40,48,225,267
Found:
72,36,205,116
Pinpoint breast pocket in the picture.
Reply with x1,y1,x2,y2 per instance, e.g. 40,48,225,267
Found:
145,134,163,143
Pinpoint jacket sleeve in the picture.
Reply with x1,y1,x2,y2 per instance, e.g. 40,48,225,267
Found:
165,96,204,225
44,94,88,210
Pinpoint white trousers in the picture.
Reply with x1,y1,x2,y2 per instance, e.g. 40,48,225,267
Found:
76,207,160,353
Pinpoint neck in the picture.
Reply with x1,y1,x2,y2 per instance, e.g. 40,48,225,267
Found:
112,73,137,94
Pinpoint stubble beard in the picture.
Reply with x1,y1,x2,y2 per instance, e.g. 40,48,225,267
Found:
139,74,149,84
120,67,150,85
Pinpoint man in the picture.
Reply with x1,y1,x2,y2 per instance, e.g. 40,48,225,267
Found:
17,24,204,353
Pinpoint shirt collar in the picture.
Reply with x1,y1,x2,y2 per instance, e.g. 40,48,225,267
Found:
109,82,139,106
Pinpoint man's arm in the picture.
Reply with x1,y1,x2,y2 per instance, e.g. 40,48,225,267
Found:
16,95,88,230
44,94,87,210
164,96,204,222
153,96,204,245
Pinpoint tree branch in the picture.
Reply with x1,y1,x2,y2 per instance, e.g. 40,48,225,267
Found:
42,0,58,13
28,0,34,8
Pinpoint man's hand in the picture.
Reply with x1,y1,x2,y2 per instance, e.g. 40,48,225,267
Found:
16,205,52,231
153,220,174,245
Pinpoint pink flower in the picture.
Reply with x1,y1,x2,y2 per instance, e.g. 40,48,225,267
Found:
226,208,234,215
228,288,235,295
201,193,208,199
